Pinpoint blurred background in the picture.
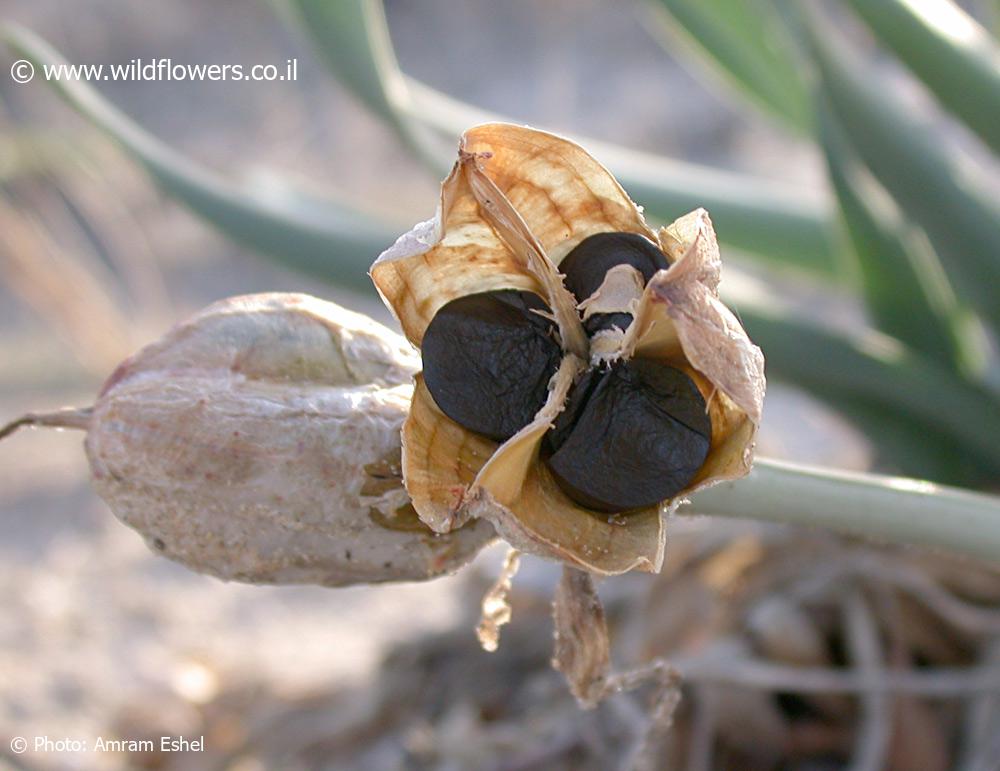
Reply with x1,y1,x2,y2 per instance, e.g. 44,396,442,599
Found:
2,1,1000,769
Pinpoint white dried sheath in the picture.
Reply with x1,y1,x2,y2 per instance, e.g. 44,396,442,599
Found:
9,293,495,586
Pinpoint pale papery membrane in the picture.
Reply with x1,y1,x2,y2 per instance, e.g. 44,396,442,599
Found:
372,123,765,575
371,160,544,349
622,209,766,493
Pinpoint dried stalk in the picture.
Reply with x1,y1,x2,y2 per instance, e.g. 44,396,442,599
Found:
671,654,1000,695
959,640,1000,771
0,407,92,440
843,589,891,771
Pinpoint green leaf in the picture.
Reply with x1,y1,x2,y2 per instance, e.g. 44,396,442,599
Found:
728,291,1000,480
829,397,991,488
802,8,1000,336
2,23,400,294
817,96,972,372
647,0,812,132
278,0,448,174
278,0,844,281
4,16,840,294
409,80,841,280
594,141,838,280
691,458,1000,565
846,0,1000,155
278,0,400,125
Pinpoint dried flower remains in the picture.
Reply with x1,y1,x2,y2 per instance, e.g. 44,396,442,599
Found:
372,123,766,576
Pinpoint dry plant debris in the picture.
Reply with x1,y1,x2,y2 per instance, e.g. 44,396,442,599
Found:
92,523,1000,770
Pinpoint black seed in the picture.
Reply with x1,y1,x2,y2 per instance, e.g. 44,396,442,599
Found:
583,312,634,336
545,360,711,513
559,232,669,305
546,367,603,453
422,289,562,442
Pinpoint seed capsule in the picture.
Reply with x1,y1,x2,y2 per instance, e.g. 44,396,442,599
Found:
418,233,712,515
371,123,765,576
545,361,711,512
421,289,562,441
1,293,496,586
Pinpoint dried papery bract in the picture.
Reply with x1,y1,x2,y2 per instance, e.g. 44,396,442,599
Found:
372,123,765,577
625,209,766,489
476,548,521,652
0,293,496,586
552,566,683,766
552,567,611,707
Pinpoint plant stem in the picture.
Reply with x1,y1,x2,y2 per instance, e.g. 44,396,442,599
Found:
0,407,92,440
687,458,1000,565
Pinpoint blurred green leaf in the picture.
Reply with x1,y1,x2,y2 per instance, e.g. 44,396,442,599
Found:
846,0,1000,155
729,291,1000,480
280,0,400,126
817,97,971,372
834,398,993,487
2,24,400,294
278,0,843,281
411,80,841,280
802,8,1000,336
0,130,76,183
18,10,995,488
279,0,447,173
647,0,812,132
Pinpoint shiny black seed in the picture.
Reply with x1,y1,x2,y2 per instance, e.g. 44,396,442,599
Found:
422,289,562,442
545,360,711,513
558,232,669,305
546,368,602,453
583,312,634,336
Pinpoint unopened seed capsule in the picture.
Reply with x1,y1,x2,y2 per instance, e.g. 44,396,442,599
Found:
1,293,495,586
